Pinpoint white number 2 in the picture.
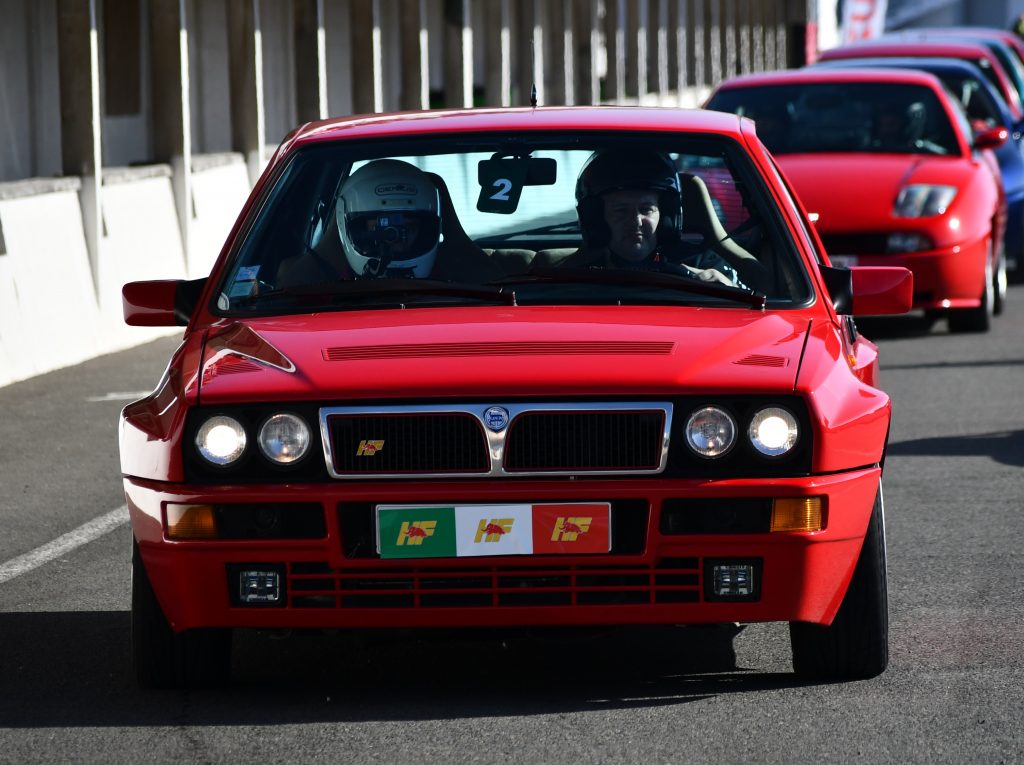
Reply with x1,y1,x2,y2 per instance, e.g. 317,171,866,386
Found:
490,178,513,201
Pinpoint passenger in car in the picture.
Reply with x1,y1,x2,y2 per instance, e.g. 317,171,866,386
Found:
276,159,502,286
556,150,748,287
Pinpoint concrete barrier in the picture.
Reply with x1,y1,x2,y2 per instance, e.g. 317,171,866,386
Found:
0,154,251,388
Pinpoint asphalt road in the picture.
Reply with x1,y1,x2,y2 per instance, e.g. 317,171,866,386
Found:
1,294,1022,763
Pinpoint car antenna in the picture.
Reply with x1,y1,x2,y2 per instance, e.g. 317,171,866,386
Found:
528,29,538,108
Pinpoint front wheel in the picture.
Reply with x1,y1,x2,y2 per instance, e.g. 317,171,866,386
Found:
132,541,232,689
789,484,889,680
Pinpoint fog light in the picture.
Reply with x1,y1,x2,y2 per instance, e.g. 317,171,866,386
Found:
238,570,282,604
166,504,218,539
713,564,753,596
771,497,824,532
704,558,761,601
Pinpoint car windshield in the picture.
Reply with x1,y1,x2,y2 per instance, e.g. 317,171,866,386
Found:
708,82,962,157
216,133,812,314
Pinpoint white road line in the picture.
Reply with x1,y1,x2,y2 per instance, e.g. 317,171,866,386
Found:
0,505,130,584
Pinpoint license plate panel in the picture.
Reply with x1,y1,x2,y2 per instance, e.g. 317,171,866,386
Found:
376,502,612,559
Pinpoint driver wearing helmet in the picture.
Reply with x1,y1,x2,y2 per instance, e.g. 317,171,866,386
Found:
561,149,737,285
336,159,442,278
276,158,500,287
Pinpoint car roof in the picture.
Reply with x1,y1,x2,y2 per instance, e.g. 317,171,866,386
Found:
886,26,1024,51
820,39,998,59
809,57,1016,126
712,66,947,90
818,38,1021,117
286,106,749,148
814,55,993,76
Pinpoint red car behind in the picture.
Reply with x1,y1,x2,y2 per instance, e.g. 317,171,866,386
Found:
706,68,1007,332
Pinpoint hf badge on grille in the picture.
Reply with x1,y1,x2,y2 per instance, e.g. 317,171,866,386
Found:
483,406,509,432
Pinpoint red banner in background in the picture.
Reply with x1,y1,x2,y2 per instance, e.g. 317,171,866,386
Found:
842,0,888,44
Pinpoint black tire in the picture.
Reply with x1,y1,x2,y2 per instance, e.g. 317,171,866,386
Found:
789,484,889,680
132,541,232,689
948,250,994,333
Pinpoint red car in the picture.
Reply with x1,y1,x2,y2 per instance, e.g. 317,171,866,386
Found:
818,39,1024,122
706,68,1007,332
120,106,911,688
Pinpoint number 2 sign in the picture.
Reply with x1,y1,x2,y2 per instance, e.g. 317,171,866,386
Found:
476,158,528,214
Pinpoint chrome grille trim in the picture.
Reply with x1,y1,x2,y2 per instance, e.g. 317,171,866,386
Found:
319,402,673,479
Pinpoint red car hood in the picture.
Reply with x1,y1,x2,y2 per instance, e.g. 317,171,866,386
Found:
777,153,969,232
196,306,810,403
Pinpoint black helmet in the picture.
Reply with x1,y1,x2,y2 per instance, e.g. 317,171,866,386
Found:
575,149,682,247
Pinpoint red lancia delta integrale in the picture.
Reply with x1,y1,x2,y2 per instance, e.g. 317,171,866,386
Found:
120,107,912,688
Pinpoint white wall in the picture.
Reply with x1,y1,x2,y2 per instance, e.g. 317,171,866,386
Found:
0,156,251,388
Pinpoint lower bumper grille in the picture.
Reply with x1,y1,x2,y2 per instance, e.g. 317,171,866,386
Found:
287,558,700,609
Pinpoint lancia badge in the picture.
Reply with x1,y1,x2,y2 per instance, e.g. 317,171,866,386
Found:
483,406,510,432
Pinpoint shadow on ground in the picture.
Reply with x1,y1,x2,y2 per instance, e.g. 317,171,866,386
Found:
887,428,1024,468
0,611,806,727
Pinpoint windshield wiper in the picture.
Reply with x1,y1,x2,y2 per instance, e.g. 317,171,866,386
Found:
233,278,517,308
492,266,767,309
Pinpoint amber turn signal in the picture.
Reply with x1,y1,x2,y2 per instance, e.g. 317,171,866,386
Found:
770,497,824,533
166,504,218,539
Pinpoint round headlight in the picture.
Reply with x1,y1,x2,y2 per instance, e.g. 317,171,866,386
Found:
748,407,799,457
686,406,737,458
195,415,247,466
258,413,312,464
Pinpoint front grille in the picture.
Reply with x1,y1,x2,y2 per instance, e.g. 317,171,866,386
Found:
320,403,671,478
327,412,489,475
504,410,665,472
285,558,701,609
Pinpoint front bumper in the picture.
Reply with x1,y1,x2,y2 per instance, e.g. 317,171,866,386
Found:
126,468,881,633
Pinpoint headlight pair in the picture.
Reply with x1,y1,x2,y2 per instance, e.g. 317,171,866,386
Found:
685,406,799,459
195,413,312,467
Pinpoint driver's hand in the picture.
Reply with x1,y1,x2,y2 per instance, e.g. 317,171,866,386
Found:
681,264,734,285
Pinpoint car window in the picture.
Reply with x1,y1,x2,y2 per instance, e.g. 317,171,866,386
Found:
708,82,962,157
936,72,1003,127
214,134,813,315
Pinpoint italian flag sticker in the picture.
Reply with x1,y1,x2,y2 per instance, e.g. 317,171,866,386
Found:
376,506,457,559
376,503,610,559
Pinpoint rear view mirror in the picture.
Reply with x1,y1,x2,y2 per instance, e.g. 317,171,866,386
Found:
973,125,1009,151
477,156,557,214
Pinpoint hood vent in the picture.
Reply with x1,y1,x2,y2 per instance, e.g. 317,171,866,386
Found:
735,354,789,368
323,341,675,361
202,356,262,384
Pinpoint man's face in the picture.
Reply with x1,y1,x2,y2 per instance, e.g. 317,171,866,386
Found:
602,189,660,261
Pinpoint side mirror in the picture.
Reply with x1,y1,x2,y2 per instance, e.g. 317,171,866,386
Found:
973,125,1009,151
820,265,913,316
122,278,206,326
